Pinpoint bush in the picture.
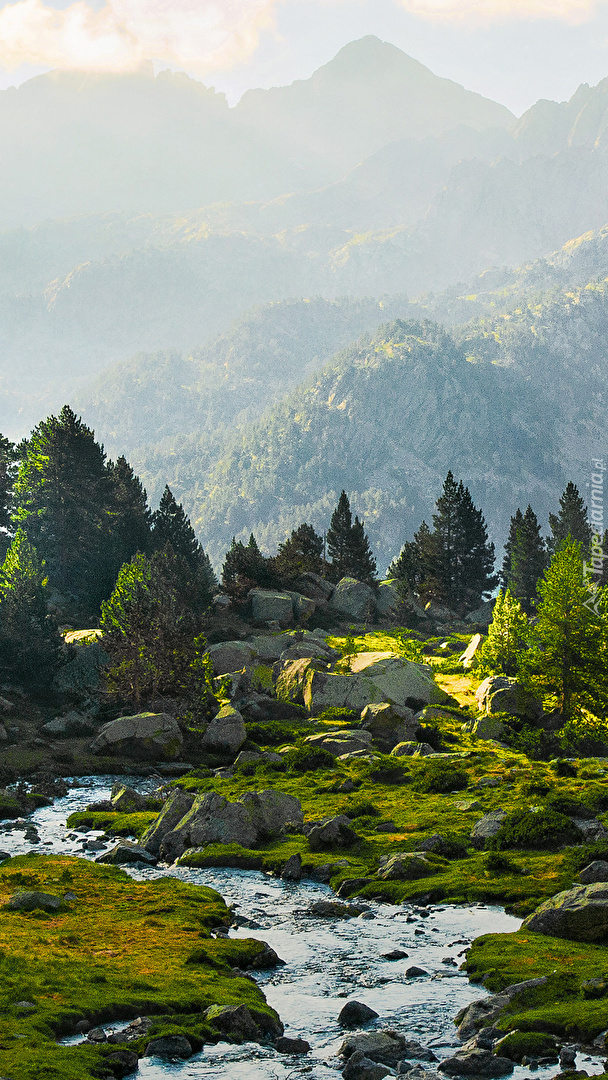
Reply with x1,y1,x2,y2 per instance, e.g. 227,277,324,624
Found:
345,800,379,819
492,809,583,851
562,841,608,875
368,765,410,785
416,724,444,751
545,794,594,818
551,759,577,777
245,719,311,746
484,851,523,876
315,707,359,725
412,764,468,794
285,746,336,773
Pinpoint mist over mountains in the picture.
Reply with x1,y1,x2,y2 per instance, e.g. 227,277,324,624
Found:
4,35,608,568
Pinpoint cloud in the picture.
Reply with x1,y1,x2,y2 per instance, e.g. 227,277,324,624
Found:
396,0,598,22
0,0,276,72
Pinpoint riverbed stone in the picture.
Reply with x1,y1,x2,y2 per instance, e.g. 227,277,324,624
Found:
110,784,149,812
90,712,183,761
275,1036,311,1053
201,705,246,754
204,1003,261,1040
340,1030,408,1066
523,881,608,941
438,1049,513,1077
96,841,157,866
144,1034,193,1058
455,978,549,1040
105,1049,139,1076
338,1000,379,1027
343,1051,392,1080
281,853,302,880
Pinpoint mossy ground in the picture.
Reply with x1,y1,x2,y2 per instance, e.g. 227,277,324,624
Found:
0,854,279,1079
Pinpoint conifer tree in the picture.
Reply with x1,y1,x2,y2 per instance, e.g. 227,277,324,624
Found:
275,522,324,582
222,533,277,599
327,491,376,583
502,505,548,613
0,528,63,685
479,590,529,676
152,486,216,600
0,434,18,556
349,515,377,583
548,482,592,556
520,540,608,720
423,472,496,609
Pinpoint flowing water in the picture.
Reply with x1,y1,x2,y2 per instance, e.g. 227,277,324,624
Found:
2,777,606,1080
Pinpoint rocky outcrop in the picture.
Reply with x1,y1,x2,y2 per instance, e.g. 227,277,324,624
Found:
90,712,183,761
475,676,542,720
455,978,549,1040
329,577,377,620
142,789,303,862
208,641,255,675
53,636,108,694
375,581,401,617
250,589,294,626
360,701,418,751
201,705,246,754
306,653,447,714
275,658,318,706
523,882,608,941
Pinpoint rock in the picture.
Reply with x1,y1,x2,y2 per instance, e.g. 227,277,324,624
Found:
287,591,317,622
149,789,303,862
87,1026,107,1042
329,577,377,620
247,636,284,662
465,602,495,627
108,1016,153,1043
462,716,505,741
360,702,418,751
523,882,608,941
208,640,255,675
343,1051,392,1080
575,819,608,842
250,589,294,626
475,676,542,720
306,653,447,715
6,890,62,912
306,899,362,917
275,1036,311,1053
96,841,157,866
377,852,437,880
460,634,483,669
104,1049,139,1076
382,949,409,960
281,853,302,880
418,834,465,858
110,784,148,812
289,572,334,602
579,861,608,884
560,1047,578,1069
0,696,15,714
308,815,359,851
476,775,501,788
455,978,549,1040
90,712,183,761
406,966,429,977
140,789,195,856
280,640,340,663
42,711,95,737
305,729,373,756
340,1030,407,1066
376,580,401,617
144,1034,193,1058
425,601,459,622
275,658,319,706
204,1003,260,1040
401,1042,438,1062
336,877,374,897
391,741,436,756
53,638,108,694
215,668,250,700
470,810,507,849
338,1001,379,1027
439,1050,513,1077
201,705,246,754
375,821,398,833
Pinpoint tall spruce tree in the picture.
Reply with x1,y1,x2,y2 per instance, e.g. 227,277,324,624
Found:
327,491,376,583
222,533,277,599
275,522,324,582
0,528,63,686
548,482,592,556
502,505,548,613
0,434,18,558
520,540,608,720
152,486,216,600
423,472,496,610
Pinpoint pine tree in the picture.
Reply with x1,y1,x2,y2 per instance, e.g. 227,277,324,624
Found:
520,540,608,720
13,406,111,613
102,455,153,598
275,522,324,582
456,484,498,609
479,590,529,676
221,533,277,599
327,491,377,583
152,486,216,601
0,528,63,686
548,482,592,556
502,505,548,613
100,545,216,712
424,472,496,610
0,434,18,557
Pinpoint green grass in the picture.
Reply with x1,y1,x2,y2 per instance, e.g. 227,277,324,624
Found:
0,854,280,1079
66,810,158,838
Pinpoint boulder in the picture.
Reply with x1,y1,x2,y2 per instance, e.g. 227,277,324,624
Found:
208,640,255,675
579,861,608,885
140,789,195,856
475,676,542,720
286,591,316,622
523,882,608,941
275,1036,311,1054
7,890,62,912
465,601,495,627
470,810,507,849
248,636,284,662
201,705,246,754
575,818,608,842
455,978,549,1040
203,1003,260,1041
250,589,294,626
42,711,96,737
213,668,250,700
343,1051,392,1080
329,577,377,620
340,1030,407,1066
406,966,428,977
376,581,401,617
53,639,108,694
149,789,303,862
460,634,483,669
308,815,359,851
279,640,340,664
304,729,373,756
438,1050,513,1077
306,653,447,714
289,572,334,602
275,658,318,706
110,784,149,812
462,716,506,741
391,741,436,757
377,852,437,881
424,601,459,623
281,853,302,881
338,1001,379,1028
90,712,183,761
96,841,157,866
144,1035,193,1058
105,1049,139,1075
360,702,418,751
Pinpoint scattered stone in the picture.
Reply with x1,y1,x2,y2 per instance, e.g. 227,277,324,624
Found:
201,705,247,754
90,712,183,761
42,711,96,737
6,890,62,913
465,601,495,627
378,852,436,881
375,821,398,833
381,949,409,960
108,1016,153,1043
96,841,157,866
307,653,448,715
338,1000,380,1028
476,775,501,788
306,900,362,918
140,789,195,856
360,701,418,752
250,589,294,626
275,1036,311,1054
308,815,359,851
336,877,374,898
523,882,608,941
144,1035,193,1058
578,861,608,885
575,819,608,842
455,978,549,1040
470,810,507,849
329,578,377,620
406,966,429,978
305,729,374,756
391,741,436,757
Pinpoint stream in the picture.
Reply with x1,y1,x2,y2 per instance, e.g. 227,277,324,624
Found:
1,776,606,1080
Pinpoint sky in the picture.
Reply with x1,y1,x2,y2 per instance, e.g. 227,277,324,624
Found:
2,0,608,116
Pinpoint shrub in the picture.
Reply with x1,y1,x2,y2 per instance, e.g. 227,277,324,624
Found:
492,809,583,850
552,758,577,778
315,707,358,725
417,724,444,751
484,851,523,876
345,800,379,819
562,841,608,875
245,719,311,746
412,764,468,794
368,765,410,785
545,794,594,818
285,746,335,773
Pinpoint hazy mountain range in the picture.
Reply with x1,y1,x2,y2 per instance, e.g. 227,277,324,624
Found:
4,36,608,568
